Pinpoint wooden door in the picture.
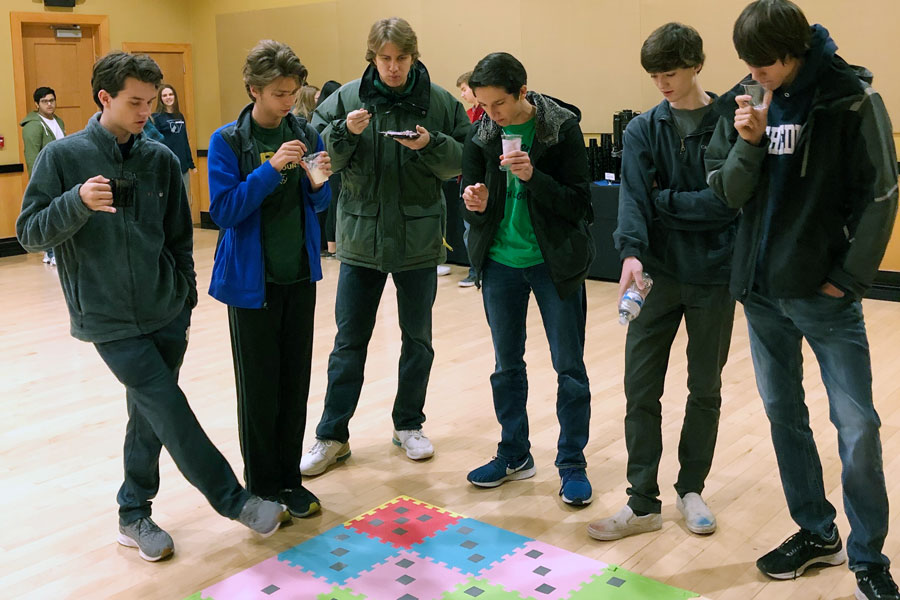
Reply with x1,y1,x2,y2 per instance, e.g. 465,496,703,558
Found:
121,43,199,224
22,23,98,135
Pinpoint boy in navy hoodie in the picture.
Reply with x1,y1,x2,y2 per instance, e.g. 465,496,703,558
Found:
17,51,289,563
705,1,898,597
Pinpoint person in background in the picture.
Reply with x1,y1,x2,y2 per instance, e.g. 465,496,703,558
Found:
455,70,482,288
21,86,66,265
301,17,469,476
208,40,331,519
316,80,342,258
153,84,197,206
17,51,289,563
292,84,320,121
705,1,898,597
460,52,595,506
588,22,738,543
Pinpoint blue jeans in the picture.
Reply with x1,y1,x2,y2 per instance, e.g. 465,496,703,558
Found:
94,304,249,523
316,263,437,443
481,259,591,469
743,291,889,570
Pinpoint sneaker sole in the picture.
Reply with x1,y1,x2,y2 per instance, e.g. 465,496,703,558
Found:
392,437,434,460
301,449,351,476
288,501,321,519
469,466,537,488
116,532,174,562
761,548,847,580
561,493,593,506
458,282,475,288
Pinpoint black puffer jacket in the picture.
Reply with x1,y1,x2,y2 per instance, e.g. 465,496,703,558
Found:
461,92,594,300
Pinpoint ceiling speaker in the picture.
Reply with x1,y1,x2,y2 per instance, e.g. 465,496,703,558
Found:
44,0,77,7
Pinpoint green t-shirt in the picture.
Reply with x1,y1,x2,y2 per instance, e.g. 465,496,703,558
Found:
251,118,308,284
488,117,543,268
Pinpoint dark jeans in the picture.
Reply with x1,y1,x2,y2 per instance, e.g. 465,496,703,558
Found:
315,263,436,443
228,281,316,497
743,291,889,570
94,303,249,523
481,259,591,469
624,272,734,514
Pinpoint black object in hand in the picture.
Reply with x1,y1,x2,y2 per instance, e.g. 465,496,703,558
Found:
110,176,135,208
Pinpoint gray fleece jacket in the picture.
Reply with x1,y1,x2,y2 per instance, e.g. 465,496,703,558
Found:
16,114,196,343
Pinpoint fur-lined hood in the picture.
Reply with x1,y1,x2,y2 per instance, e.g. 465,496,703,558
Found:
474,91,580,146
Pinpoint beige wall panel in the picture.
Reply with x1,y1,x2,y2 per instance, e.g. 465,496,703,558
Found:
214,2,341,127
0,173,24,239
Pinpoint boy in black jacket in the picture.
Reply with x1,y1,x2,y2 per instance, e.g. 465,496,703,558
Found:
461,52,595,506
589,23,739,542
705,2,898,597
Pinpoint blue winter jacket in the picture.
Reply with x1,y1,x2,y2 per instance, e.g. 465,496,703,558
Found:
208,104,330,308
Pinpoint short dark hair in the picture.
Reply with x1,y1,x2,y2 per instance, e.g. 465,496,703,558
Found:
733,0,811,67
640,23,705,73
469,53,526,96
316,80,341,108
33,86,55,104
456,71,473,88
243,40,308,102
91,51,163,109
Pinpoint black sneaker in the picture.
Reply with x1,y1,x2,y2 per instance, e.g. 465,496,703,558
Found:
280,486,321,518
856,567,900,599
757,527,846,579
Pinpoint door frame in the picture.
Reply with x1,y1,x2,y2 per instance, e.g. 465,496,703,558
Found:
10,12,110,171
121,42,199,224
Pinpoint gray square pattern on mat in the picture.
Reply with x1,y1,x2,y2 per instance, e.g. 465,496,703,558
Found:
396,574,416,585
533,565,551,576
417,514,432,522
395,506,409,514
330,561,348,572
369,519,384,527
535,583,556,594
468,553,485,563
525,549,543,559
331,547,348,557
465,586,485,597
395,517,410,524
460,540,478,549
393,527,409,535
396,558,415,568
607,576,626,587
261,585,279,595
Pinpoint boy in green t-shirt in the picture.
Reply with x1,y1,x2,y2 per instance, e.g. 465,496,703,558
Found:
460,52,595,506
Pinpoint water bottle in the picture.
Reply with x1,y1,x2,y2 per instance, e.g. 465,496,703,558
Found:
618,273,653,325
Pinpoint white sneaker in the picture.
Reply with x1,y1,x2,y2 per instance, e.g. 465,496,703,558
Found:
587,505,662,541
676,492,717,534
299,439,351,476
50,255,56,267
42,252,51,264
392,429,434,460
436,265,451,276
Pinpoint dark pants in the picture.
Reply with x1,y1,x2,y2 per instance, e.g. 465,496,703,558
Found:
624,272,734,514
743,291,889,570
228,281,316,498
481,259,592,469
315,263,436,443
94,303,249,523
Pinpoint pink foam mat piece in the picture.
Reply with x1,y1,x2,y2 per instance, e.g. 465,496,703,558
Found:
345,549,469,599
200,555,333,599
479,540,609,599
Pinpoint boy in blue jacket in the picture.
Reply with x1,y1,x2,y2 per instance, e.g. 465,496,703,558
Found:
207,40,331,518
16,51,289,563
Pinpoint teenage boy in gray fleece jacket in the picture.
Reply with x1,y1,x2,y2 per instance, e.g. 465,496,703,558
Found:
16,51,288,563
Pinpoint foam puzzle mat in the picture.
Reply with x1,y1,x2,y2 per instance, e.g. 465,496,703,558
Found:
184,496,704,600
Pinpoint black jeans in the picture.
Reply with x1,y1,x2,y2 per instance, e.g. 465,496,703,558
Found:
94,303,249,523
228,281,316,497
623,272,734,514
315,263,436,443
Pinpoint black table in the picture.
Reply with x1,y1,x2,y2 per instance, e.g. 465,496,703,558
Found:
443,180,621,282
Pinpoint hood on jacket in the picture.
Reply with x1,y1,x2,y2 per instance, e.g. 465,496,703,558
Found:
20,111,60,127
474,91,579,147
358,60,431,118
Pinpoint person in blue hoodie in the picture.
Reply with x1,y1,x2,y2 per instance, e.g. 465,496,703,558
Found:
705,1,898,597
17,50,290,563
207,40,331,519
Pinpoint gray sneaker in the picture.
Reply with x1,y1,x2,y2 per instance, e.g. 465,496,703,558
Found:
117,517,174,562
237,496,290,537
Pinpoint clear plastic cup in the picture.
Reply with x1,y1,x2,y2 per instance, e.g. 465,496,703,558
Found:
302,151,329,185
500,133,522,171
741,79,767,108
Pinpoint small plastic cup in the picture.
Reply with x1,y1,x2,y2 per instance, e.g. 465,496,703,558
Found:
302,151,328,185
500,133,522,171
741,79,767,108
